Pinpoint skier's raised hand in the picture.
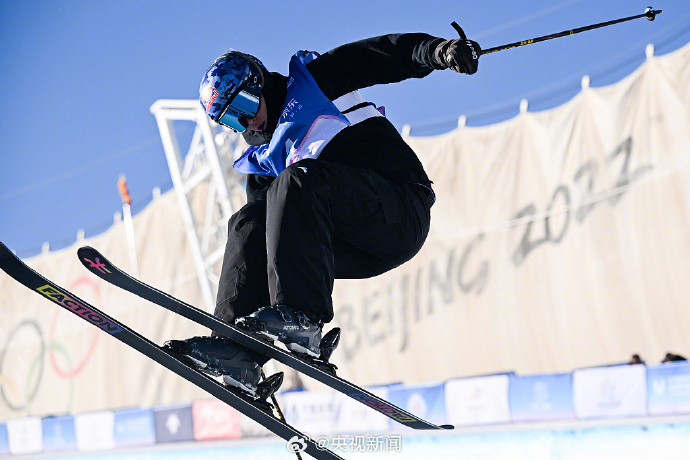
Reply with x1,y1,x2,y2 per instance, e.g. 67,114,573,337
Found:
434,37,481,75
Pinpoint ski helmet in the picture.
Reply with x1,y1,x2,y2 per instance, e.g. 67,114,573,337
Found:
199,51,267,132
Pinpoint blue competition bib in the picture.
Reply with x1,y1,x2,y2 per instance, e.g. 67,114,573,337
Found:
233,51,350,177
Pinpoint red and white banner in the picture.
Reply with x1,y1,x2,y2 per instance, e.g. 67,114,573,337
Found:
192,398,241,441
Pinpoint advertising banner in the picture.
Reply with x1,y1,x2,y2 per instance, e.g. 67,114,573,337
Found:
509,373,575,422
154,403,195,443
75,411,115,451
647,362,690,415
7,416,42,455
573,365,647,419
114,407,156,447
445,374,511,426
192,398,241,441
42,415,76,452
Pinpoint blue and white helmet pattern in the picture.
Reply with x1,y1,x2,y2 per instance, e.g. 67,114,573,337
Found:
199,51,266,123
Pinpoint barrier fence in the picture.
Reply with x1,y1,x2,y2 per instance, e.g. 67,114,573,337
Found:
2,361,689,456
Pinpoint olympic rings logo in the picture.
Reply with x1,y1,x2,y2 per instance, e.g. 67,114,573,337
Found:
0,276,103,414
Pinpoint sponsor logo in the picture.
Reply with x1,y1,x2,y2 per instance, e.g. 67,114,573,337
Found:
349,393,417,423
283,325,300,331
201,85,218,110
83,257,110,274
465,40,478,60
36,285,123,334
165,413,181,435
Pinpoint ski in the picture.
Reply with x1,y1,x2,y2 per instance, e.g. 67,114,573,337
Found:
77,245,453,431
0,242,343,460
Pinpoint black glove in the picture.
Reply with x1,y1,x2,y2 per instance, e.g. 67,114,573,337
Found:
434,38,481,75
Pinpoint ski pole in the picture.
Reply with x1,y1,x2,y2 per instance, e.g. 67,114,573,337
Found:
261,368,303,460
451,6,663,55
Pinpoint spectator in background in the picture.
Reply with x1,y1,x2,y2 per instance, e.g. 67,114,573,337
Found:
628,354,645,365
662,352,687,363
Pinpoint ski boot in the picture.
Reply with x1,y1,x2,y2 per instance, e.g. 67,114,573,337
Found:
163,336,283,401
236,305,341,374
236,305,323,357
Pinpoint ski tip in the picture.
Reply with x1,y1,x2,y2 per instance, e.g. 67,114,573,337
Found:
0,242,17,258
77,246,102,261
440,424,454,430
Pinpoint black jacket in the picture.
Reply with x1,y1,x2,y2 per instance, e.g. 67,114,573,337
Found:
246,33,445,202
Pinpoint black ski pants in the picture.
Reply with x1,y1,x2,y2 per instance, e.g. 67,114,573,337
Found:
214,159,431,324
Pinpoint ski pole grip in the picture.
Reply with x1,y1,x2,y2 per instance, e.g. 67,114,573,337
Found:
451,21,467,40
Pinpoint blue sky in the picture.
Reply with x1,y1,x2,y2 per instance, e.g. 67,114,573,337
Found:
1,0,688,258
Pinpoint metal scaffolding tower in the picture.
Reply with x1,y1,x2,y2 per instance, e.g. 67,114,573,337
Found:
150,99,246,312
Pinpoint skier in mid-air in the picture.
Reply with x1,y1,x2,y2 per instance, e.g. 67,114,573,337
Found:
165,30,480,396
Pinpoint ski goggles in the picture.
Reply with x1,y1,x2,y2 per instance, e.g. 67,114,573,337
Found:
217,83,261,132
